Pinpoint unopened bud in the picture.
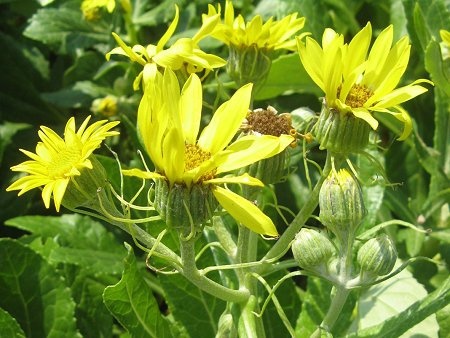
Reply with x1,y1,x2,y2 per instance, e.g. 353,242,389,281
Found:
292,228,335,272
357,234,397,280
319,169,365,238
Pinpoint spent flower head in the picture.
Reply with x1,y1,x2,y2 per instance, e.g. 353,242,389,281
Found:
123,68,294,236
106,5,226,90
298,22,433,140
7,116,119,211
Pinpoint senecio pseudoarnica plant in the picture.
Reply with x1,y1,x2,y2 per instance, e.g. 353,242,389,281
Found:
6,1,440,337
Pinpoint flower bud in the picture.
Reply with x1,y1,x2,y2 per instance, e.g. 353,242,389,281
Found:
292,228,335,272
227,44,272,91
357,234,397,279
91,95,119,117
319,169,365,238
314,102,371,154
154,179,218,233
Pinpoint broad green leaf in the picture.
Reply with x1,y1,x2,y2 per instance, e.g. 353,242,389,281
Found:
255,53,319,100
5,214,127,273
295,278,356,337
103,244,173,338
430,229,450,244
0,307,26,338
0,239,81,338
71,272,116,338
348,264,441,337
23,6,110,54
159,251,226,338
64,51,105,86
425,42,450,97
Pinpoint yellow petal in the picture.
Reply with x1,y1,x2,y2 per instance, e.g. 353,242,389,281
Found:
212,186,278,237
364,25,394,85
297,37,325,92
180,74,202,144
162,128,185,183
198,83,253,154
156,5,179,52
372,83,430,109
352,107,379,130
205,173,263,186
216,134,294,174
122,168,164,180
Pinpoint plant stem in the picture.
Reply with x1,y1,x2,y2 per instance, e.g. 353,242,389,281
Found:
258,152,333,273
179,236,250,303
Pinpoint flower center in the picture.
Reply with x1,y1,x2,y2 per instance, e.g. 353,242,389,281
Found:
46,147,81,179
244,106,296,137
184,144,215,182
344,84,373,108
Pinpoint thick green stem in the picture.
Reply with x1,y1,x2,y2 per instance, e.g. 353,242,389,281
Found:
257,152,333,274
179,237,250,303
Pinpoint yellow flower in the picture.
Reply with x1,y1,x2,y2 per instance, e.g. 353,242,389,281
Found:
81,0,115,20
440,29,450,46
206,0,306,51
6,116,119,212
298,22,433,140
123,68,294,236
106,5,226,90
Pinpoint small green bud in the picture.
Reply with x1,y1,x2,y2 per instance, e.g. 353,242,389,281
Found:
154,179,218,233
292,228,335,271
319,169,365,238
314,102,371,154
357,234,397,279
227,44,272,91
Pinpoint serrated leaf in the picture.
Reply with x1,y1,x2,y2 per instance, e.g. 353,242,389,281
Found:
348,264,442,337
255,53,319,100
0,239,81,338
103,244,173,338
23,7,109,54
0,307,26,338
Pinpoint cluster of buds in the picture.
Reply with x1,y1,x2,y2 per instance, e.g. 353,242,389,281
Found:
292,168,397,284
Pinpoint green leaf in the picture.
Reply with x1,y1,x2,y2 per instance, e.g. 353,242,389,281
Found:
4,214,127,273
0,122,30,166
0,239,81,338
430,229,450,244
159,262,226,337
425,42,450,97
295,278,356,337
23,6,110,54
0,307,26,338
436,303,450,338
348,264,443,337
255,53,319,100
103,244,173,338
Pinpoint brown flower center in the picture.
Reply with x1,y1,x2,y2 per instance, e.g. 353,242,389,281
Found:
244,106,296,137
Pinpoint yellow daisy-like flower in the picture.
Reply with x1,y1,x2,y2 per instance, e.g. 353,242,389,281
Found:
298,22,433,140
81,0,116,21
106,5,226,90
206,0,306,51
123,68,294,236
6,116,119,212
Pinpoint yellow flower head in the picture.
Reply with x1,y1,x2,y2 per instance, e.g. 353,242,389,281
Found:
206,0,306,51
81,0,116,20
106,5,226,90
7,116,119,212
298,22,433,140
123,68,294,236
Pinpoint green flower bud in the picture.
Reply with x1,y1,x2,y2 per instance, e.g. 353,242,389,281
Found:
62,155,109,210
292,228,335,271
227,44,272,92
154,179,218,233
319,169,365,238
314,102,371,154
357,234,397,280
